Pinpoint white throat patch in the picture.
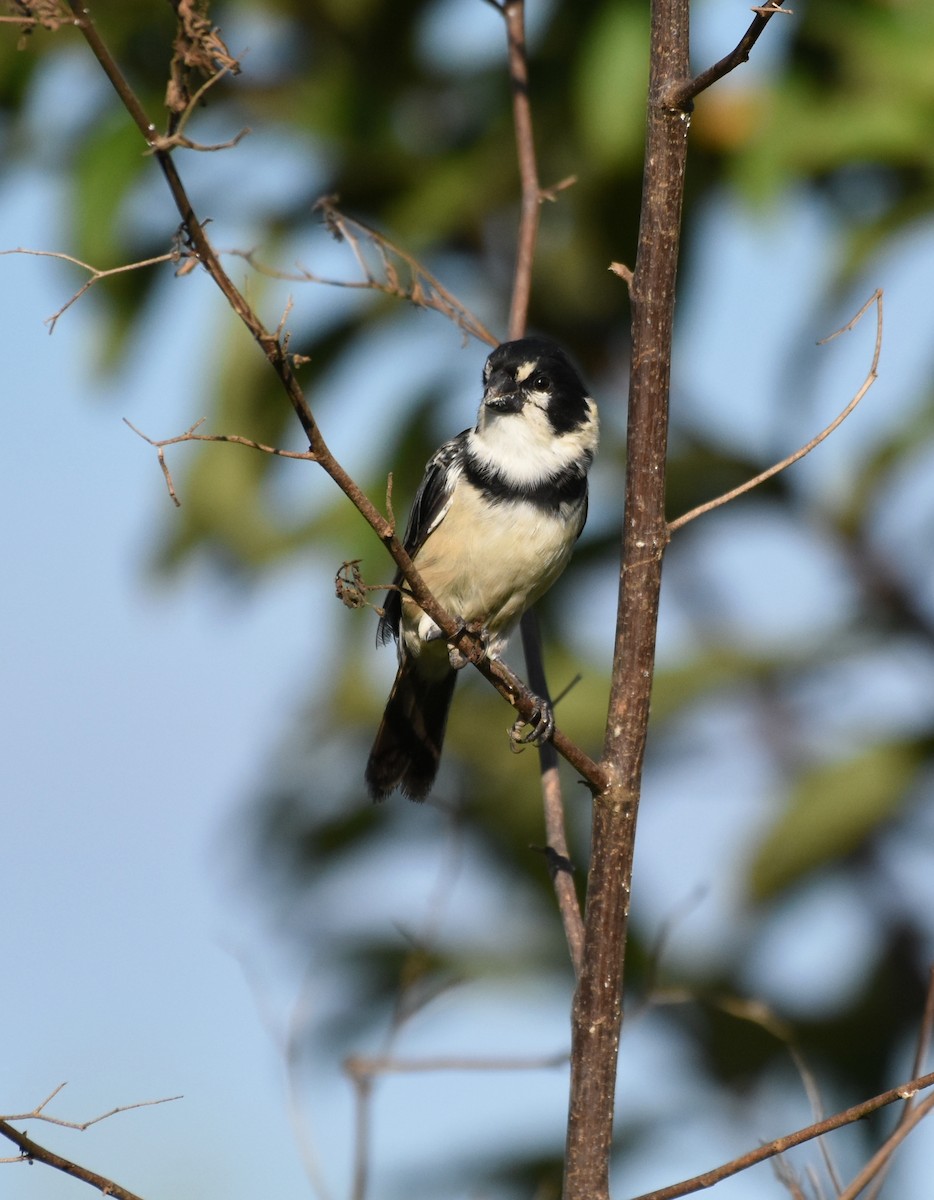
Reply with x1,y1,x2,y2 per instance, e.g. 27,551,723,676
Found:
470,396,598,486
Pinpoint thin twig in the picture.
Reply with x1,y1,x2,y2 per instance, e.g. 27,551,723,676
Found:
0,1087,180,1200
521,610,585,978
122,418,318,508
489,0,587,971
0,245,187,331
787,1045,843,1196
664,0,792,108
861,964,934,1200
667,289,882,534
149,65,249,153
236,199,497,348
628,1069,934,1200
0,1085,181,1130
835,1090,934,1200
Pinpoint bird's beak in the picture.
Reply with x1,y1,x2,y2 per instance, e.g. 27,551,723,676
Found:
483,370,523,413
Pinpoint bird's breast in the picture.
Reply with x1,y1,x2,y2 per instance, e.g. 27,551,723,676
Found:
410,478,582,635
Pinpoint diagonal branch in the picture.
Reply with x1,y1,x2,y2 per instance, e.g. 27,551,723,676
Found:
0,244,188,331
668,288,883,534
628,1068,934,1200
861,965,934,1200
0,1084,178,1200
664,0,792,109
0,1120,147,1199
237,199,498,349
0,1084,181,1130
62,0,604,790
122,418,318,507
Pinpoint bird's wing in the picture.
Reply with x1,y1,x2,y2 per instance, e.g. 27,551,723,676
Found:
377,431,468,645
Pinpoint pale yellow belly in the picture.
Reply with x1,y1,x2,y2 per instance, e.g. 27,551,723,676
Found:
405,480,579,639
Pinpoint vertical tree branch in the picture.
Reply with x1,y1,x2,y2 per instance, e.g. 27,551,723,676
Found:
496,0,586,970
564,1,691,1196
521,611,585,977
503,0,540,343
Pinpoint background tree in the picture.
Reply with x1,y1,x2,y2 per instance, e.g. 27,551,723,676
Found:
3,1,934,1198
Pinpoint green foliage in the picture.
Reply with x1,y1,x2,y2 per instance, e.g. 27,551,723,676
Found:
749,741,921,901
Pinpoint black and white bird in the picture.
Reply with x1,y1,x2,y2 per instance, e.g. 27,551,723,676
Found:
365,336,599,801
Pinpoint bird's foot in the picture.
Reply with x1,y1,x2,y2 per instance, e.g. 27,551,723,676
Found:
509,694,555,751
446,619,487,670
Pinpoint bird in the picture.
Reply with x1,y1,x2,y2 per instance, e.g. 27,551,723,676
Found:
365,335,599,801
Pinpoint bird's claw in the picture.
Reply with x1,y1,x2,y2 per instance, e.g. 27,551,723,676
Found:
447,619,487,670
508,696,555,751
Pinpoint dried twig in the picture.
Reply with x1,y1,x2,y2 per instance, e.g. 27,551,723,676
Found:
237,198,497,349
836,1090,934,1200
861,964,934,1200
165,0,240,122
0,245,189,331
628,1069,934,1200
123,418,317,507
0,1082,181,1129
2,0,68,30
0,1086,180,1200
152,66,250,153
667,289,883,534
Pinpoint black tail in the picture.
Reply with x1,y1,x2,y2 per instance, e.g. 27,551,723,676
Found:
365,658,457,801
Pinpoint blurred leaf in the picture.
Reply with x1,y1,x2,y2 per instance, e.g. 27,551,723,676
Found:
748,742,921,901
573,2,649,171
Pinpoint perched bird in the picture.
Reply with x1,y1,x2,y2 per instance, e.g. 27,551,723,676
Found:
365,336,598,801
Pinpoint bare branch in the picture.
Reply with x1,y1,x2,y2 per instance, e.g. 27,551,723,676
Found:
122,417,317,507
629,1069,934,1200
862,964,934,1200
668,289,883,535
564,0,692,1190
1,1085,181,1130
235,199,498,349
501,0,541,341
520,609,585,977
665,0,793,108
837,1090,934,1200
1,1,69,30
0,1087,180,1200
0,1120,147,1199
151,66,250,153
0,244,188,331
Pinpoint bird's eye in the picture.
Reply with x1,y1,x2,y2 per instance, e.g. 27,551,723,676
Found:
531,373,550,391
